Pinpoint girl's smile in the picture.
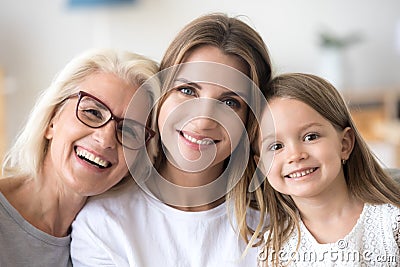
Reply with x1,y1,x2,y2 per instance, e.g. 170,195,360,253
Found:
284,167,318,180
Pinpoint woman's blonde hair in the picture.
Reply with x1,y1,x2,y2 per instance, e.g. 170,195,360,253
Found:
259,73,400,266
2,48,159,181
155,13,273,246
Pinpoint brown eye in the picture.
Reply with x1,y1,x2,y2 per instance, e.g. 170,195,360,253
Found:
304,133,319,142
222,98,241,109
269,143,283,151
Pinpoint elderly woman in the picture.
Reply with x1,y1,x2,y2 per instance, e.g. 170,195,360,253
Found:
0,49,158,266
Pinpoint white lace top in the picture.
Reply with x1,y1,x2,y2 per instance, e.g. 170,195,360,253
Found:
260,203,400,267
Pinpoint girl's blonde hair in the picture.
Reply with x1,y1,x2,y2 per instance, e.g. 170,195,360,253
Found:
2,49,159,181
259,72,400,266
155,13,273,246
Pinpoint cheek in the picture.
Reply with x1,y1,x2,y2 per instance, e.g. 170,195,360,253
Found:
324,150,343,172
226,127,243,149
318,141,342,162
218,110,248,147
266,172,283,193
51,105,81,133
157,99,176,134
263,153,285,185
115,164,129,180
260,152,275,176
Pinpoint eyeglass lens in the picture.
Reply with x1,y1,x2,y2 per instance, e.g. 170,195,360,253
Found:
76,94,150,150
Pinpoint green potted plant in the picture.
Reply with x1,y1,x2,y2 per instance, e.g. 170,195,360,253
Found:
318,30,363,90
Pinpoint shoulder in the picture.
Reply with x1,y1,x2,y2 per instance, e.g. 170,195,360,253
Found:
365,203,400,230
383,203,400,224
0,176,27,195
75,181,145,223
72,181,150,244
369,203,400,214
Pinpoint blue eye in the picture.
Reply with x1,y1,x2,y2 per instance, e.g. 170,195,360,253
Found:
268,143,283,151
304,133,319,142
179,87,196,96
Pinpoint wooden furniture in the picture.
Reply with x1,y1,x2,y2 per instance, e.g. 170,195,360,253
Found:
343,88,400,167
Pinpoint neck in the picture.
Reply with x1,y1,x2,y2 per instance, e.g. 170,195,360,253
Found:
293,177,356,220
171,197,225,212
160,160,225,187
0,174,87,237
292,177,364,243
150,160,226,211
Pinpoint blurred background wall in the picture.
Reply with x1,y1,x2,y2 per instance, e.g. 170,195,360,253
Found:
0,0,400,167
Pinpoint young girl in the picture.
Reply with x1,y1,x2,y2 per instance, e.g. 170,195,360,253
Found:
71,13,272,266
256,73,400,266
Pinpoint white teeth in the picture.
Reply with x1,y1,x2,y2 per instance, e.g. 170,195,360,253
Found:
182,132,214,145
288,168,316,178
76,148,109,168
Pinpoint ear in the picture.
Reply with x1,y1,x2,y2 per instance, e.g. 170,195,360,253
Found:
340,127,355,161
253,154,260,164
44,122,54,140
44,117,56,140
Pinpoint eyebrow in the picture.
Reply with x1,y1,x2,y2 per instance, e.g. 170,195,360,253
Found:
81,95,108,110
260,122,324,143
174,77,249,100
175,78,202,89
299,122,324,131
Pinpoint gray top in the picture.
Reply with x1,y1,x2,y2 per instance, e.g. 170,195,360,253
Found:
0,192,72,267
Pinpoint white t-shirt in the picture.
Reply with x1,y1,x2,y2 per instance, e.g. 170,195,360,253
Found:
260,203,400,267
71,181,260,267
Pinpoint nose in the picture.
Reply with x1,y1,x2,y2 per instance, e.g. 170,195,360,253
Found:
190,99,219,130
92,120,118,149
286,143,308,164
190,117,219,130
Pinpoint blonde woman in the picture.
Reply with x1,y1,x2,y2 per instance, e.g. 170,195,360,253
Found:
0,49,158,266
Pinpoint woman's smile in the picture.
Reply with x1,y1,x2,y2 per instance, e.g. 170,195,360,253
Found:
179,130,220,147
74,146,112,169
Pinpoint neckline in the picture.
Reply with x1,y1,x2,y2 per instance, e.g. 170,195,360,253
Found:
299,203,368,246
0,191,71,244
141,187,227,220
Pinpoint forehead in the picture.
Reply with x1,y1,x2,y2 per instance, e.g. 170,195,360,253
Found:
260,98,334,136
268,98,326,121
183,45,248,74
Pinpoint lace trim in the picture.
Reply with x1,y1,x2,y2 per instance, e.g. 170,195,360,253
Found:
259,203,400,266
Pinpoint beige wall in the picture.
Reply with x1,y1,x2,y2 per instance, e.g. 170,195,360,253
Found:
0,69,5,165
1,0,400,167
